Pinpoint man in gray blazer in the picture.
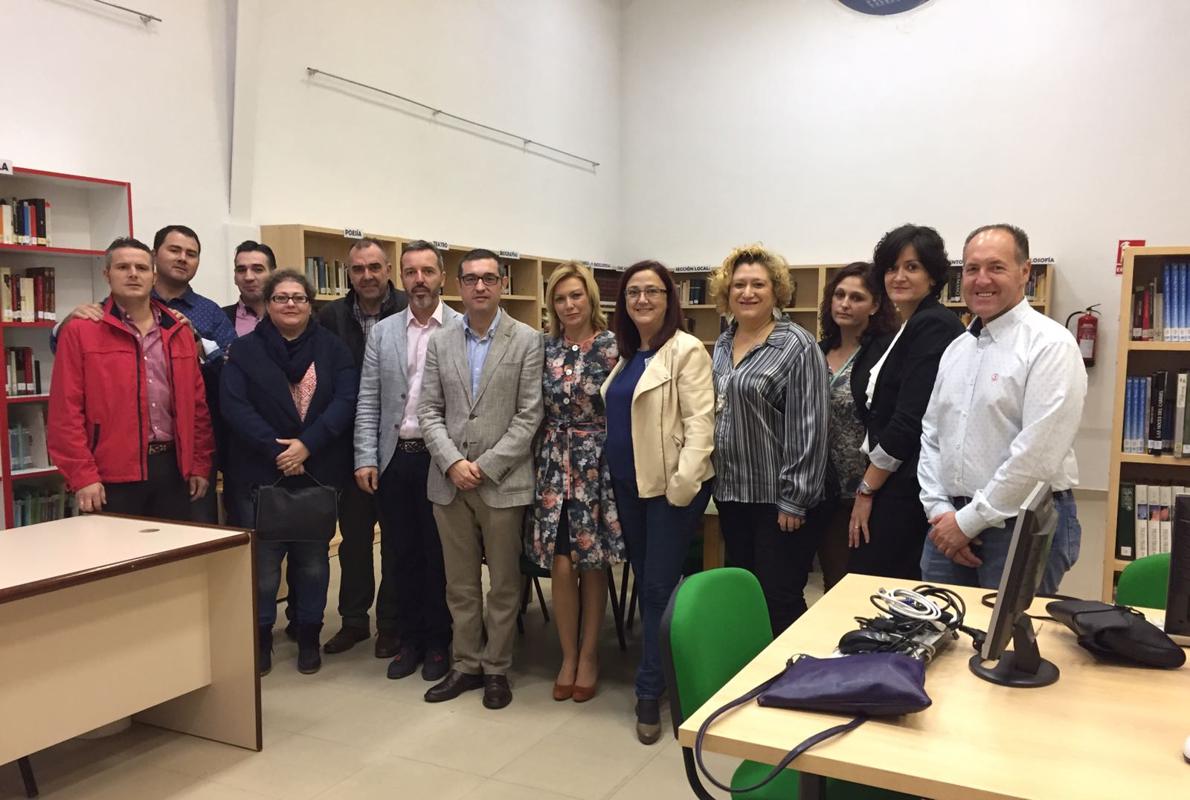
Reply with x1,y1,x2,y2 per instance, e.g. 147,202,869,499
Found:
417,248,544,709
354,240,461,683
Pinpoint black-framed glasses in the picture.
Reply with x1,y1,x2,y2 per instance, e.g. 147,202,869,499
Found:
460,273,501,287
625,287,667,301
270,294,310,305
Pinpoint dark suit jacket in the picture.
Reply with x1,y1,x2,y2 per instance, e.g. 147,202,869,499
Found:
219,322,359,489
850,295,964,496
222,303,237,326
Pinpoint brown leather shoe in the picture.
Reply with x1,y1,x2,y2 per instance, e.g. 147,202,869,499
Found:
375,631,401,659
424,670,484,703
483,674,513,709
572,682,597,703
552,682,574,701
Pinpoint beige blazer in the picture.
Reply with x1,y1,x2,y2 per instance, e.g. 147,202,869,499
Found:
601,329,715,506
417,312,545,508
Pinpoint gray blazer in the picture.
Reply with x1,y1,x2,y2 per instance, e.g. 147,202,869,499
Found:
417,311,544,508
353,302,463,474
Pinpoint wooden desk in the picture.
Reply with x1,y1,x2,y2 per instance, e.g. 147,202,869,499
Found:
679,573,1190,800
0,515,260,766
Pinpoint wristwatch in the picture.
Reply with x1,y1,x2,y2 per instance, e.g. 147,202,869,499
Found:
856,479,876,497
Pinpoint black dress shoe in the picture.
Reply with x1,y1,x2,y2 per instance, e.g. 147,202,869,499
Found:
421,646,450,682
635,698,661,745
386,643,425,680
284,621,299,642
482,674,513,710
375,631,401,659
323,626,370,654
424,670,484,703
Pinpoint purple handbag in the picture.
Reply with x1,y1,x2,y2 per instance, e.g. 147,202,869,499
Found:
695,652,931,793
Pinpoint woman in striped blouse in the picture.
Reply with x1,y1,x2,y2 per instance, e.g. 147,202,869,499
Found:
710,245,830,635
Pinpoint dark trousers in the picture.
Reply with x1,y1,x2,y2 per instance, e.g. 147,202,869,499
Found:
377,448,451,649
613,478,712,701
103,450,191,521
718,499,827,636
336,478,389,633
848,481,928,581
189,467,219,524
256,538,330,627
817,499,852,593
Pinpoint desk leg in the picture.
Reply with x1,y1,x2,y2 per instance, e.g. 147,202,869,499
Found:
799,772,825,800
17,757,37,798
702,515,723,571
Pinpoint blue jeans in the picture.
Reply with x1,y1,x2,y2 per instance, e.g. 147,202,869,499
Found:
613,478,712,701
920,491,1081,596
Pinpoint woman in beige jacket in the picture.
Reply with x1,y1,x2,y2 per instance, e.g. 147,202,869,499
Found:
601,260,714,745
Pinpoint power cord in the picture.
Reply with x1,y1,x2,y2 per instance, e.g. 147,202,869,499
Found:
839,584,987,660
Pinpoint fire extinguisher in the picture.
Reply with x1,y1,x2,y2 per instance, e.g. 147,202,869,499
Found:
1065,305,1100,367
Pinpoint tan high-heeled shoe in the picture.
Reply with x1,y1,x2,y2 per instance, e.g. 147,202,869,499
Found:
572,682,598,703
553,682,574,701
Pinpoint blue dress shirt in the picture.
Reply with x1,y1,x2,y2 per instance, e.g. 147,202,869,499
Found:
463,308,502,398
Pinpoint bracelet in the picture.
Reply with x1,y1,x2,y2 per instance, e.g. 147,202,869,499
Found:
856,479,876,497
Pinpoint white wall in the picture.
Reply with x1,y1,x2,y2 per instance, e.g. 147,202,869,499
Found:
0,0,235,302
619,0,1190,494
233,0,621,263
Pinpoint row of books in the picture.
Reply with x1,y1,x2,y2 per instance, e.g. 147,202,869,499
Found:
943,267,1046,304
8,421,42,470
676,278,710,305
1122,371,1190,455
11,487,75,527
0,198,52,246
303,257,349,298
6,347,45,396
1130,263,1190,341
0,266,56,321
1115,483,1185,560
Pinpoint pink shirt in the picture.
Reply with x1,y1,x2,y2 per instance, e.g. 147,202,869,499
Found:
399,303,444,439
120,306,174,444
288,363,317,422
234,301,262,337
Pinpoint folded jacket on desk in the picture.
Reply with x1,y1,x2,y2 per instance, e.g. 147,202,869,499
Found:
1046,599,1186,669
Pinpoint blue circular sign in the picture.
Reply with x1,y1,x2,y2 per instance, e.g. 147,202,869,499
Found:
838,0,929,15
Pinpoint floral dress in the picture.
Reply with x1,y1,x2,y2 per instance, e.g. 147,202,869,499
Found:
826,349,867,502
528,330,625,570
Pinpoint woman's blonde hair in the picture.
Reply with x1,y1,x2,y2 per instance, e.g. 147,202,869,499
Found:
709,244,794,316
545,261,607,337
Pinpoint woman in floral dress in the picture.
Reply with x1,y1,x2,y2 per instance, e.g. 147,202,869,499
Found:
528,261,623,703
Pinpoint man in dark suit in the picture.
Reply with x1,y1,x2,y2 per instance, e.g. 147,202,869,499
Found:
317,237,408,658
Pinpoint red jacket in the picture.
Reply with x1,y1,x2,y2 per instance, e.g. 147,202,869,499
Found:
48,298,214,490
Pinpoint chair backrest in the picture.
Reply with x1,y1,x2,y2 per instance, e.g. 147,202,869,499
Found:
1116,553,1171,609
660,567,773,735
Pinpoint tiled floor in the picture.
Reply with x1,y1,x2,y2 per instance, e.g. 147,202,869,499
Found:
3,550,823,800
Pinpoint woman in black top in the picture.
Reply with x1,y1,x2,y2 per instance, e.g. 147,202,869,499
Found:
848,225,964,579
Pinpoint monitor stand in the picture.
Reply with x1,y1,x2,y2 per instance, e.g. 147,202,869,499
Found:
969,615,1060,688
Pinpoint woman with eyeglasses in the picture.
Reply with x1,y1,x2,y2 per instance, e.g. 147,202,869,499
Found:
221,269,358,677
602,260,714,745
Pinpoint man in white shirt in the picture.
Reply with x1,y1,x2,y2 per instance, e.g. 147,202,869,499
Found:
354,240,461,682
918,224,1087,595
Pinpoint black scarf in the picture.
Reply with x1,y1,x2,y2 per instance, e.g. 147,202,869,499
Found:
258,316,319,384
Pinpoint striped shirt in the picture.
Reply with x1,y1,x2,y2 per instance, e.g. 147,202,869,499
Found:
712,318,829,516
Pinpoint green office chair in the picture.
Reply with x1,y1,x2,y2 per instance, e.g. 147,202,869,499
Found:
1116,553,1171,609
659,567,912,799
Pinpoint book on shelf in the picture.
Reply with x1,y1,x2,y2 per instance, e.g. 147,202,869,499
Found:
1122,482,1190,560
0,266,56,321
1130,262,1190,341
303,256,349,297
0,197,53,246
946,266,962,302
675,277,709,305
1135,484,1150,560
5,347,44,396
12,485,75,527
1123,370,1190,455
1116,482,1136,560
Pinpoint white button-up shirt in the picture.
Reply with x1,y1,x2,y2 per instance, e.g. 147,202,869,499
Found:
399,302,445,439
918,298,1087,538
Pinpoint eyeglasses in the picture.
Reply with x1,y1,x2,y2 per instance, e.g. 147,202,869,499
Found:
625,287,667,301
270,294,310,305
460,273,501,287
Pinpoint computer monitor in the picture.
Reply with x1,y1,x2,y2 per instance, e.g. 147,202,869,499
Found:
969,481,1060,688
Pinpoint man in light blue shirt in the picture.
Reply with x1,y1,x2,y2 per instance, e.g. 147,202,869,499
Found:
464,307,502,398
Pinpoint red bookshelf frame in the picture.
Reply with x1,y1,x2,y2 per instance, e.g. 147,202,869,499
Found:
0,166,133,528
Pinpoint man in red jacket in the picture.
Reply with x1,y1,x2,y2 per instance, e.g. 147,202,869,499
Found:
48,237,214,520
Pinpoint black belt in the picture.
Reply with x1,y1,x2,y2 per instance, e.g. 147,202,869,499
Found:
950,488,1072,508
147,441,175,455
396,439,428,454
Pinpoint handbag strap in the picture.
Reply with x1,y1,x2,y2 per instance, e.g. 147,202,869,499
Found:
693,667,867,793
268,472,330,489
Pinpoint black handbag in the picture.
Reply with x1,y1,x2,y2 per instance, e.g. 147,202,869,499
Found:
1046,599,1186,669
694,652,931,793
254,475,339,543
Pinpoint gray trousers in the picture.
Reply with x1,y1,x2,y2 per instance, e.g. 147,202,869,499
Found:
433,492,526,676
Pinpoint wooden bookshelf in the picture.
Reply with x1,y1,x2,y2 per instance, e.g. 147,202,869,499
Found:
1102,245,1190,600
939,258,1055,326
0,166,132,530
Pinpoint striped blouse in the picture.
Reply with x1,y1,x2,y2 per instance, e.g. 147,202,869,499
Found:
712,318,829,516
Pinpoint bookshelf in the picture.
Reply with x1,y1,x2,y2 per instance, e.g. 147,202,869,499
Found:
260,225,545,330
0,166,133,529
1103,245,1190,600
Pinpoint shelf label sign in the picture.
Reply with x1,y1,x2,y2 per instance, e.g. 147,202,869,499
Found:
0,159,12,177
497,249,520,260
343,227,363,239
433,240,450,251
1117,239,1145,275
